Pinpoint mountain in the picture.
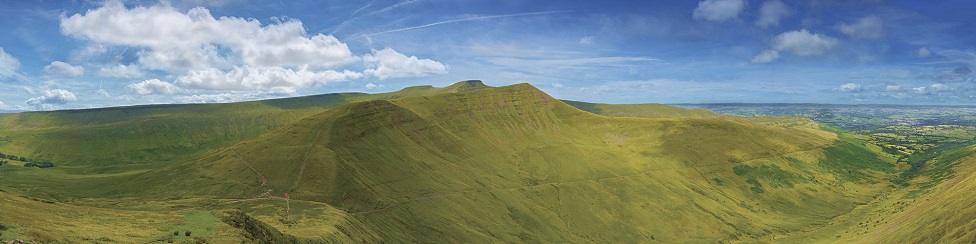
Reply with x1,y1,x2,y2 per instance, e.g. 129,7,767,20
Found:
0,81,971,243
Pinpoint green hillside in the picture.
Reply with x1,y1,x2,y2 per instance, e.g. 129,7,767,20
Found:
0,80,488,169
0,81,971,243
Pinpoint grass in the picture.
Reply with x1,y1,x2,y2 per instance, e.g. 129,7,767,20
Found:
0,80,965,243
733,164,806,191
157,211,222,243
819,134,894,182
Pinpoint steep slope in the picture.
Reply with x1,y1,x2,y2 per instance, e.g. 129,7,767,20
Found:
0,80,498,169
833,146,976,243
0,93,364,168
162,82,895,242
0,81,907,243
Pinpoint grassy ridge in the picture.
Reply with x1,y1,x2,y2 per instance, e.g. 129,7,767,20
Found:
563,100,718,118
0,94,363,169
0,81,912,242
166,82,895,242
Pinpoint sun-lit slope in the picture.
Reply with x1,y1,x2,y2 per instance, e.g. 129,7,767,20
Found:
168,81,895,242
0,80,501,169
0,81,903,242
0,190,248,243
838,146,976,243
0,93,369,168
564,100,718,118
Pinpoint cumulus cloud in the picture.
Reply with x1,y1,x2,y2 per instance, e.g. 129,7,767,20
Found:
772,29,838,56
60,1,356,71
59,1,444,95
98,64,144,78
0,47,20,77
752,29,837,63
838,16,884,39
128,79,181,95
44,61,85,77
838,83,862,92
363,48,447,80
26,89,78,106
365,82,382,90
693,0,746,22
755,0,790,28
751,49,780,63
176,66,363,93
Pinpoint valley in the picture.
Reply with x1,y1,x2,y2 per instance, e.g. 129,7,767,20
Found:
0,81,973,243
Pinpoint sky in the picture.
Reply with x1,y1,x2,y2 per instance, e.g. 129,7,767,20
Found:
0,0,975,110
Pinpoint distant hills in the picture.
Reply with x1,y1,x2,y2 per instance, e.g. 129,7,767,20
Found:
0,81,972,243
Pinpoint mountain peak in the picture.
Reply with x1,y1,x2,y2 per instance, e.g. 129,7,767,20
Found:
447,80,490,92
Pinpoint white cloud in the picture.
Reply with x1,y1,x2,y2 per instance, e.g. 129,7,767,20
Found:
693,0,746,22
61,1,355,70
751,49,780,63
755,0,790,28
175,93,242,103
26,89,78,106
752,29,837,63
60,1,445,95
579,36,595,45
912,83,950,94
96,89,111,97
363,48,447,80
128,79,181,95
838,83,862,92
174,91,280,104
916,47,931,58
838,16,884,39
61,2,356,71
771,29,838,56
98,64,145,78
365,82,382,90
44,61,85,77
884,85,902,92
0,47,21,77
176,66,363,93
930,83,950,92
70,44,109,62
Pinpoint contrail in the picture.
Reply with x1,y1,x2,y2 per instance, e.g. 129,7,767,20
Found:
359,10,570,38
366,0,419,16
327,0,413,35
350,0,376,17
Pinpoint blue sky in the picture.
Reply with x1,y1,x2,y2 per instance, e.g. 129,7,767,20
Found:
0,0,974,110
